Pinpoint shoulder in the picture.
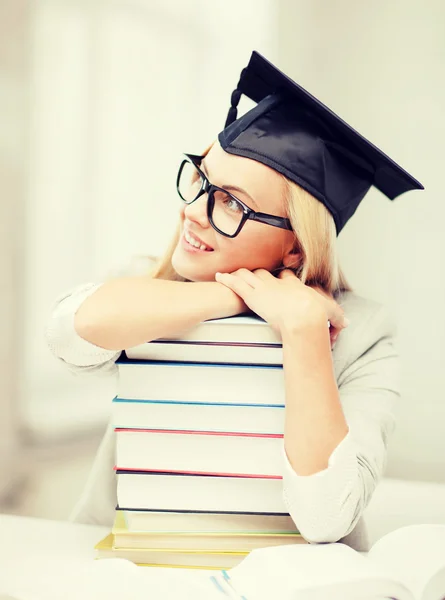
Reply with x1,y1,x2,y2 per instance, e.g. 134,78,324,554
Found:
332,290,398,378
335,290,397,339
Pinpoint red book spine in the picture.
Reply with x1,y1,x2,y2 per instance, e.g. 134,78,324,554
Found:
114,428,283,439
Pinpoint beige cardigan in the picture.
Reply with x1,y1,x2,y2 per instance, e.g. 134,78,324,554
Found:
45,257,400,551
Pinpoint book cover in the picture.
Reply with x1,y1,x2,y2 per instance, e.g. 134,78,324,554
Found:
115,428,284,477
125,340,283,365
118,508,297,535
112,397,285,434
116,359,284,405
153,314,281,345
111,512,304,551
94,533,248,569
115,469,287,513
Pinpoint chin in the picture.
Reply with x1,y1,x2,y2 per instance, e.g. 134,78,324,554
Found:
171,249,213,282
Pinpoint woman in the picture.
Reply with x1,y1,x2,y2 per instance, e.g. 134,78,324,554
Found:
45,52,423,551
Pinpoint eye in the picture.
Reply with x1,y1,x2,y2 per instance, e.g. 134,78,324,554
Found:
223,196,243,212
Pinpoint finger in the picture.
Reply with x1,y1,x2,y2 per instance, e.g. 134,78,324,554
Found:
251,268,274,282
215,272,254,300
277,269,297,280
330,327,343,350
328,304,349,330
330,329,339,343
231,268,260,288
311,286,349,330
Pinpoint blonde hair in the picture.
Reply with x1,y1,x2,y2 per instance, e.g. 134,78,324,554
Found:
149,145,352,297
280,177,351,295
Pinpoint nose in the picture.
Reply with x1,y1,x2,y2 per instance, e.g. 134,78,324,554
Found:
182,193,210,229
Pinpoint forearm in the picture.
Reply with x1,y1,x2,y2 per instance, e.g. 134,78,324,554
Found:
279,304,398,545
74,277,239,350
282,321,349,476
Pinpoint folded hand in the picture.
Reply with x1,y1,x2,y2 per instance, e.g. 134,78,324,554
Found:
215,268,349,346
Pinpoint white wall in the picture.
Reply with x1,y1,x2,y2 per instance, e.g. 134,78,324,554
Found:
20,0,445,482
0,0,28,498
277,0,445,482
23,0,277,437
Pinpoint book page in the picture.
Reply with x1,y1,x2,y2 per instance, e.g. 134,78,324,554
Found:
226,542,414,600
368,525,445,600
1,550,415,600
77,560,240,600
0,550,227,600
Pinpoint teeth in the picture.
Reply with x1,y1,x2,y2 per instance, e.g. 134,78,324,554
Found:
185,230,210,251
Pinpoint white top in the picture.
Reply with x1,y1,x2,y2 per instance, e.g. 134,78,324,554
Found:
44,257,400,551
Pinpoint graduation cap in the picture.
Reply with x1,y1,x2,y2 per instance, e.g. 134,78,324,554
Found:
218,51,424,234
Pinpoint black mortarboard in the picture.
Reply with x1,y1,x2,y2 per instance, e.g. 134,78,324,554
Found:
218,51,424,234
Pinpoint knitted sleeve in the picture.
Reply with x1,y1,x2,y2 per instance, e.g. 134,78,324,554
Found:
45,281,122,376
45,255,156,376
281,302,399,545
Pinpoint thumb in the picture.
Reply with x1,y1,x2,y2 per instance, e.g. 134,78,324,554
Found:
277,269,296,280
329,307,350,331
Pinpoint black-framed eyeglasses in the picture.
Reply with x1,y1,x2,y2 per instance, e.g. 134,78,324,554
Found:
176,153,293,238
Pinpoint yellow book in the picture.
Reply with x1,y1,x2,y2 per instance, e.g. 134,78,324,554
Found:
111,511,305,552
95,533,248,569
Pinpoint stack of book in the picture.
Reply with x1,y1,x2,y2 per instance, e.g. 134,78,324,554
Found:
95,314,306,568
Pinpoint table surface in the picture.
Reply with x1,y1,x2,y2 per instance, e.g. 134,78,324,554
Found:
0,513,377,600
0,513,221,599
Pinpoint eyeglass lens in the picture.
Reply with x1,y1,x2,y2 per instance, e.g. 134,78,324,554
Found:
178,160,245,236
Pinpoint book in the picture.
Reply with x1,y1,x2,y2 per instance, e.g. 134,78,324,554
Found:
94,533,248,569
116,357,284,405
151,314,282,345
120,508,297,534
213,524,445,600
125,340,283,365
112,397,285,434
111,511,304,551
115,428,284,477
92,524,445,599
116,471,288,513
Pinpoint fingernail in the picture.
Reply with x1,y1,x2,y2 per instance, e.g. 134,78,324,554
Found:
343,317,350,328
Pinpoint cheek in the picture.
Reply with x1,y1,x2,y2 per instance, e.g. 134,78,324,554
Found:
218,229,284,270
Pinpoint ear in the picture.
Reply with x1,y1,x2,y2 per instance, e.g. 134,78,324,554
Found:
282,242,302,270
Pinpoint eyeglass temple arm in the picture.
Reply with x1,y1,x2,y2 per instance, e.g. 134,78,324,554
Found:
186,153,205,163
248,212,293,230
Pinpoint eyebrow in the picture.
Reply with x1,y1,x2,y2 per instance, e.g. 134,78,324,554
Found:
201,159,259,210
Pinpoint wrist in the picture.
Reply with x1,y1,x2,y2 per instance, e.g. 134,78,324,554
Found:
206,281,243,319
279,309,329,343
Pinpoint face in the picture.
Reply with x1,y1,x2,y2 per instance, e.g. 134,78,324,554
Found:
171,141,296,282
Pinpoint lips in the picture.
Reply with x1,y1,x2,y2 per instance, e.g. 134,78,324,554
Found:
184,228,214,251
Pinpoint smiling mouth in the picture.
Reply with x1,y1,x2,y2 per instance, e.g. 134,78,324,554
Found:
183,229,214,251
